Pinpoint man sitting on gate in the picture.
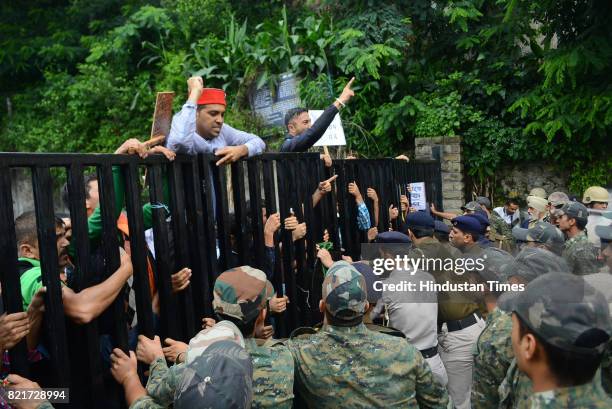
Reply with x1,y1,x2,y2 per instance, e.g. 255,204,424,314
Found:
166,76,265,166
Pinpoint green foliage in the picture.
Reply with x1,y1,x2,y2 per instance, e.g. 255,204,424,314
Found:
0,0,610,193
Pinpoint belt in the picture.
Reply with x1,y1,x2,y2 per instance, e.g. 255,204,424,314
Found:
419,346,438,359
442,311,481,333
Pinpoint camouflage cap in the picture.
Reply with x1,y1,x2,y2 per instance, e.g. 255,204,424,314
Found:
322,261,367,321
513,272,611,354
503,246,569,284
213,266,274,323
555,201,589,224
476,196,491,209
479,247,514,282
461,201,480,212
512,222,564,247
175,338,253,409
547,191,569,207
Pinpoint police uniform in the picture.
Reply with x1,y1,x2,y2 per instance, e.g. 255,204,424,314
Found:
556,202,600,275
499,273,612,408
437,216,487,409
471,246,566,409
288,261,448,408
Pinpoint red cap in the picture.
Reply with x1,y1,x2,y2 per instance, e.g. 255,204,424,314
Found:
197,88,226,106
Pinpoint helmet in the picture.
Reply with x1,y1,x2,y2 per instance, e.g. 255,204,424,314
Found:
528,188,547,199
582,186,609,204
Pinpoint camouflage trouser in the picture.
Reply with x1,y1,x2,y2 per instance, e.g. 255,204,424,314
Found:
438,315,486,409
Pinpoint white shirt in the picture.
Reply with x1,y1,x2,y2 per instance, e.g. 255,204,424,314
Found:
380,268,438,350
493,206,519,225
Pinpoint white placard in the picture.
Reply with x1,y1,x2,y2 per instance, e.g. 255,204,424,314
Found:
409,182,427,211
310,110,347,147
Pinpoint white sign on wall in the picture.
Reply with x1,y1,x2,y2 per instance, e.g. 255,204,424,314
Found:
409,182,427,211
310,110,347,147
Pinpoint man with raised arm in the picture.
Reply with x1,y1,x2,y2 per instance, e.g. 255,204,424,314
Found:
166,76,265,166
281,77,356,152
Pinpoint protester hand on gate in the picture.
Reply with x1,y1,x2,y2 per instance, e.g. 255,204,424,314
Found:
348,182,363,204
292,222,307,241
316,246,334,269
318,174,338,194
284,215,298,230
320,153,332,168
27,287,46,316
395,154,409,162
202,317,216,329
110,348,138,386
5,374,46,409
264,213,281,235
119,247,134,276
115,138,149,159
255,323,274,340
367,227,378,242
269,295,289,314
163,338,189,363
400,195,409,213
171,267,192,293
149,145,176,161
0,311,30,351
366,187,379,203
389,204,399,221
215,145,248,166
136,335,164,365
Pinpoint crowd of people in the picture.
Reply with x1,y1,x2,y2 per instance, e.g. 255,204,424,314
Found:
0,76,611,409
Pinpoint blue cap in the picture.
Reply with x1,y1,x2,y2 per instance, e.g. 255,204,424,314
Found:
451,215,483,235
434,220,450,234
466,213,489,234
375,231,411,243
405,211,435,229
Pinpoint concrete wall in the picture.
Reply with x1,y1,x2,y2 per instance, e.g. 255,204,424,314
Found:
415,136,464,213
11,168,66,218
496,163,571,201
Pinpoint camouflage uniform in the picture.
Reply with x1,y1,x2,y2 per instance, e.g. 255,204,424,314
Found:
489,211,515,252
471,308,513,409
142,320,250,408
245,338,294,409
212,266,294,409
562,231,600,275
500,273,612,408
288,261,448,408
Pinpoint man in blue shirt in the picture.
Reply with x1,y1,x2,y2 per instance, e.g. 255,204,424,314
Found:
166,76,265,165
